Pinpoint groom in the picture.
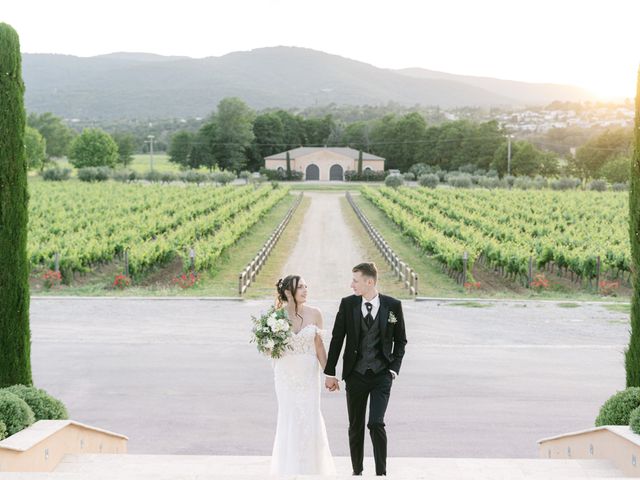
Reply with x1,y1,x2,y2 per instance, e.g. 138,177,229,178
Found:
324,262,407,476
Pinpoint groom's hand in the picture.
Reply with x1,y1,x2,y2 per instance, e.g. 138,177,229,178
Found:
325,377,340,392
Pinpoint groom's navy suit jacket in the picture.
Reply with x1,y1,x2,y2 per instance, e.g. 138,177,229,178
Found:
324,294,407,380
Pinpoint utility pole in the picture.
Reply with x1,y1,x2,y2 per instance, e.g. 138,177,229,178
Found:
146,135,155,171
506,134,514,176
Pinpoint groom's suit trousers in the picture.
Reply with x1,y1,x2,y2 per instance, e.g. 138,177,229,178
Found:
345,369,393,476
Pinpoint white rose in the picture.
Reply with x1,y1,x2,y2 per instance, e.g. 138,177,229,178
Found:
267,317,276,330
264,339,275,350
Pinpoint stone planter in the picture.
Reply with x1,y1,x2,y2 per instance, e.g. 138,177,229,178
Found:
0,420,127,472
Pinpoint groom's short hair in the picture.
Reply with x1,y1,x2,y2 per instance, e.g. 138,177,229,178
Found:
353,262,378,282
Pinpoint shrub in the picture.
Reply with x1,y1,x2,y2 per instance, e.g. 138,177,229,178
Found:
533,175,548,189
344,170,387,182
402,172,415,181
551,177,581,191
447,173,472,188
486,169,499,178
181,170,207,184
588,179,608,192
259,168,302,181
211,171,236,185
459,163,476,174
239,170,251,183
42,270,62,289
144,170,163,183
78,167,110,182
0,390,35,437
595,387,640,426
384,174,404,188
436,170,447,181
2,385,68,421
112,169,137,183
513,176,533,190
630,406,640,434
113,274,131,290
418,174,439,188
477,176,504,189
160,172,177,183
0,420,5,440
612,182,629,191
409,163,432,177
41,167,71,181
503,175,516,188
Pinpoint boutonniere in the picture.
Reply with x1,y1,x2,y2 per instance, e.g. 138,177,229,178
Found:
388,311,398,324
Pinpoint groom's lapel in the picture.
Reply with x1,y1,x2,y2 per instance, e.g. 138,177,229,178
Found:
352,296,362,342
378,294,389,332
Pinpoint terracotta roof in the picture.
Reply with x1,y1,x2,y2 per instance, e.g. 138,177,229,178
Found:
265,147,384,161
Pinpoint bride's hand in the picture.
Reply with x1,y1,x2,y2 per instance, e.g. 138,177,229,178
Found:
325,377,340,392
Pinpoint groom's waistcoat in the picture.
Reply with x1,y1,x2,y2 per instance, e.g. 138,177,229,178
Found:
354,310,387,375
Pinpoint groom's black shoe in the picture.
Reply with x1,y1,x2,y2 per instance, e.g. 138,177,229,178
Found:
352,472,362,476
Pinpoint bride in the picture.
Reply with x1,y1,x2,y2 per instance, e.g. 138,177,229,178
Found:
270,275,336,475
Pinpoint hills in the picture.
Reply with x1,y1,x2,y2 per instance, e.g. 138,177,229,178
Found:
21,46,596,119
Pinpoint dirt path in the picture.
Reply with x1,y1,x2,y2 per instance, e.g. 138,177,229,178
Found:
280,192,370,300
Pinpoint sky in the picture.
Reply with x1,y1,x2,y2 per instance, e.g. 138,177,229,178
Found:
3,0,639,99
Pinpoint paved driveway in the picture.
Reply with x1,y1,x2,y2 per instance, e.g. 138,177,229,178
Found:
29,297,628,458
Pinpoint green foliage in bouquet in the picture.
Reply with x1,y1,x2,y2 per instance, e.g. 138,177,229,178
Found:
251,307,292,359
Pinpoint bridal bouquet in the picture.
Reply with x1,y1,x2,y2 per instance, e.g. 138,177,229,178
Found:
251,307,292,359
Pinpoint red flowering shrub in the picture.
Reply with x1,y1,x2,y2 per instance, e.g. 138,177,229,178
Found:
173,272,200,289
113,274,131,290
530,273,550,290
599,279,620,296
42,270,62,289
464,281,481,289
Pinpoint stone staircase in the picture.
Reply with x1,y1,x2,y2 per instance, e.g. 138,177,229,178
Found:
0,455,628,479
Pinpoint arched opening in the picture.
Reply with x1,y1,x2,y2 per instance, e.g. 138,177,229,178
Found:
305,164,320,181
329,164,344,181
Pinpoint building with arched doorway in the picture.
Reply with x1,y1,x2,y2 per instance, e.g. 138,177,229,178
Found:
264,147,385,181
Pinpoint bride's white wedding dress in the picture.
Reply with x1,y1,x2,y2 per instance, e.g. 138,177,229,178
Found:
270,323,336,475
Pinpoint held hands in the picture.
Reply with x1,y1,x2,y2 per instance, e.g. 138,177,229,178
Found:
325,376,340,392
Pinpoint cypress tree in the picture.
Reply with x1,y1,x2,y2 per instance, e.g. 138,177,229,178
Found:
626,67,640,387
285,150,291,179
0,23,32,387
358,150,363,175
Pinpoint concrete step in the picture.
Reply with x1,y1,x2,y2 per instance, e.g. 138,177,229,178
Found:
46,454,625,479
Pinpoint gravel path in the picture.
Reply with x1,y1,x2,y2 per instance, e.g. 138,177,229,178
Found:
279,192,369,299
29,297,629,458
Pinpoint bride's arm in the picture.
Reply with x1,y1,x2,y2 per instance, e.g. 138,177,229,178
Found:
314,310,328,370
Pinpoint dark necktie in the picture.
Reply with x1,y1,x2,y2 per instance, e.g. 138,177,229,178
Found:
364,302,374,329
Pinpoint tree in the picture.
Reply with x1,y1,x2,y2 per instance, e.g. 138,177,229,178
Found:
626,68,640,387
112,132,136,167
27,112,75,160
491,140,550,177
599,154,630,183
572,127,632,180
168,131,194,167
24,125,46,170
207,97,255,172
0,23,33,387
68,128,119,168
248,112,286,171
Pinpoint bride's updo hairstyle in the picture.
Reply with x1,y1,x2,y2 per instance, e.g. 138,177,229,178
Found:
275,275,303,318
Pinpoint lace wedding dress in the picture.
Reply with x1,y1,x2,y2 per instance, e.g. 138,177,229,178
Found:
270,324,336,475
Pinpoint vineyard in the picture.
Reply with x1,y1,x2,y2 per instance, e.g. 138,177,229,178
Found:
28,182,290,279
361,186,630,288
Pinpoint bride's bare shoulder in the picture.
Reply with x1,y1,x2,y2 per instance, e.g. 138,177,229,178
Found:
304,305,324,323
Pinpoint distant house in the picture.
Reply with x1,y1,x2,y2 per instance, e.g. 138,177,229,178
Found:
264,147,385,181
